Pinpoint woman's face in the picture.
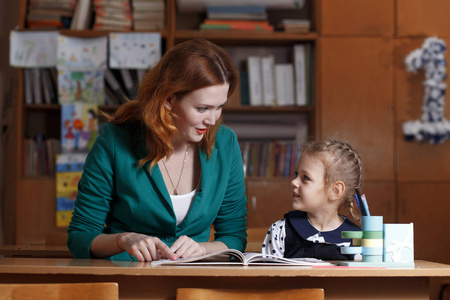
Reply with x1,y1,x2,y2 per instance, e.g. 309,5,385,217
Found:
167,84,229,143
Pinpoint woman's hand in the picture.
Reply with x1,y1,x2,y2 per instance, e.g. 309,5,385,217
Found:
169,235,207,259
117,232,176,262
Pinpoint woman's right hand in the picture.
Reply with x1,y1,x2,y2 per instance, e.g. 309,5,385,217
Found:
117,232,177,262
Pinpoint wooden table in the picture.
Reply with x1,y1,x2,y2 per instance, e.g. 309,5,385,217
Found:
0,245,72,258
0,258,448,299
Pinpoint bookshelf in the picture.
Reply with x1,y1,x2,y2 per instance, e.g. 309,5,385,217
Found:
6,0,319,244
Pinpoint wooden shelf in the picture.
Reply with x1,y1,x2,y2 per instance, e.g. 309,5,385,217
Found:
24,104,313,114
224,105,313,114
174,30,318,45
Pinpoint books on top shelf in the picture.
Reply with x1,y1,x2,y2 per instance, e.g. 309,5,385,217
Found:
200,19,273,32
132,0,166,30
151,248,332,266
27,0,76,29
279,19,311,34
201,5,273,32
71,0,94,29
176,0,306,13
92,0,132,30
206,5,267,20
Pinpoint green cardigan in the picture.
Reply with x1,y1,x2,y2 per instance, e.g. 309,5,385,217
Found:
67,123,247,260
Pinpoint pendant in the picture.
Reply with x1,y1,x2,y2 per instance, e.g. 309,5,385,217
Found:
174,190,178,195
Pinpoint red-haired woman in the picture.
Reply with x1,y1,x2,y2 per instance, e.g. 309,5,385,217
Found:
67,39,247,262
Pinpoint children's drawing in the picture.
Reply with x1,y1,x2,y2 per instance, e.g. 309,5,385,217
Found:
55,152,87,227
57,35,107,70
403,37,450,144
109,32,161,69
58,69,104,104
9,31,58,67
61,104,98,153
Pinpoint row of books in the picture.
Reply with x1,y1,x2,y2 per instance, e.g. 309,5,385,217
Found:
240,141,301,178
23,136,61,177
200,6,273,32
22,68,143,105
246,44,313,106
27,0,76,29
92,0,133,30
26,0,165,30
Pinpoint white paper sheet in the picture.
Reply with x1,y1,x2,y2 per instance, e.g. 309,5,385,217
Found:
109,32,161,69
57,35,107,70
10,31,58,67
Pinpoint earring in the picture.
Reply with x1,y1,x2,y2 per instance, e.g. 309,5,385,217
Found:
330,196,334,199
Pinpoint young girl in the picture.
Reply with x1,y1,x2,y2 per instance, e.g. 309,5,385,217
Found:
262,139,363,260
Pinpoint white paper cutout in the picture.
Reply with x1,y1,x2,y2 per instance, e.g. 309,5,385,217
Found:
9,31,58,67
57,35,107,70
109,32,161,69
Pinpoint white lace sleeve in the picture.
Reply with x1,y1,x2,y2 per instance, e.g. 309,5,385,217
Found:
261,219,286,257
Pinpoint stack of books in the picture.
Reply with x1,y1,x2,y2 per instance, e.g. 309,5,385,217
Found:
279,19,311,33
27,0,76,29
132,0,165,30
92,0,132,30
200,5,273,32
245,44,312,107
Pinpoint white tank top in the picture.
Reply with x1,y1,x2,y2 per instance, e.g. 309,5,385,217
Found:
169,187,197,225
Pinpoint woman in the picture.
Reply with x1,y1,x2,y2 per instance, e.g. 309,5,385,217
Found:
67,38,247,261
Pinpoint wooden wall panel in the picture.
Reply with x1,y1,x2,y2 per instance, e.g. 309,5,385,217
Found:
245,178,293,228
363,181,396,222
395,38,450,182
319,0,394,36
398,183,450,264
320,38,394,181
16,179,66,245
338,181,396,225
397,0,450,37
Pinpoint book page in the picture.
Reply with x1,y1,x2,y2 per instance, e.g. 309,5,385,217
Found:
151,249,245,266
151,249,334,267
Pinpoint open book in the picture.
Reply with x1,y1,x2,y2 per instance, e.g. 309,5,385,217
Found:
151,249,334,267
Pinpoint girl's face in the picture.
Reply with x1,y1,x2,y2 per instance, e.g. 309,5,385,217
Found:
291,153,329,212
167,84,229,143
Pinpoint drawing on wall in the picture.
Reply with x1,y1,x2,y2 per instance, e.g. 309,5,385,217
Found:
9,30,58,67
57,35,107,70
58,69,104,104
403,37,450,144
61,104,98,153
109,32,161,69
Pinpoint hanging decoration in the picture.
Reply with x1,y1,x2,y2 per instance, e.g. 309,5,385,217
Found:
403,37,450,144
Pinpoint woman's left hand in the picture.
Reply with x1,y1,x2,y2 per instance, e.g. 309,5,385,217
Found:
169,235,207,259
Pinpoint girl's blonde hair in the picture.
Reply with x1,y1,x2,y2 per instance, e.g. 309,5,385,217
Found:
102,38,237,170
302,139,364,223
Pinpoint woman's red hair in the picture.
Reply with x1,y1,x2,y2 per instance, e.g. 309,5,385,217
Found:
103,38,237,170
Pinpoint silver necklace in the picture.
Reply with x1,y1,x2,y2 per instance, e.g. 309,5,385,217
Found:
162,143,190,195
